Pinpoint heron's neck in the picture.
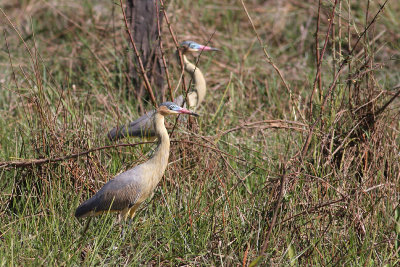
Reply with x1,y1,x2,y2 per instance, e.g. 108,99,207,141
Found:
183,54,206,108
147,113,170,179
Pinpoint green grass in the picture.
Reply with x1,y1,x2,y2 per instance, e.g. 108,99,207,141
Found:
1,0,400,265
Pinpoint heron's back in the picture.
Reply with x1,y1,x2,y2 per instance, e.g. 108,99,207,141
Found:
107,111,156,141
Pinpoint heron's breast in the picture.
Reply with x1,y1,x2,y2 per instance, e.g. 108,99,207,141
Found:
135,168,163,200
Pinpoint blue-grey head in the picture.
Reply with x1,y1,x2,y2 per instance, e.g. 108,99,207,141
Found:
179,41,219,53
157,102,199,117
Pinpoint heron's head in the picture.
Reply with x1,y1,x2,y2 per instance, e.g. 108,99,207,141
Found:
157,102,199,117
179,41,219,53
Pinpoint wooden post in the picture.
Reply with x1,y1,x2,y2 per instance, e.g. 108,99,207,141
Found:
126,0,164,109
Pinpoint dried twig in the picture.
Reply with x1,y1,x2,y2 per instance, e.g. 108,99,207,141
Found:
257,2,391,259
0,139,247,169
260,159,294,255
220,119,307,136
302,0,390,160
309,0,338,116
0,141,153,169
239,0,290,97
281,197,346,224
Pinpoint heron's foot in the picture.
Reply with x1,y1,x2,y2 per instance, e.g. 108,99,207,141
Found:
128,217,134,228
120,225,126,239
120,218,135,240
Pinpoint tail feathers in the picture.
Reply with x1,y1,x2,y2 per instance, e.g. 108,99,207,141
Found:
107,125,127,141
75,198,97,218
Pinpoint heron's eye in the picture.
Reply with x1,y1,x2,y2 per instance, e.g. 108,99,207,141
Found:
169,105,179,110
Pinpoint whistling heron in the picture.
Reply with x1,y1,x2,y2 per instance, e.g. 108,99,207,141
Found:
75,102,198,220
107,41,218,141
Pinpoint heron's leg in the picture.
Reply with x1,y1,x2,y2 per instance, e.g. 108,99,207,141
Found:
129,205,139,219
81,217,92,235
120,206,138,242
120,208,129,238
125,206,137,228
127,216,134,230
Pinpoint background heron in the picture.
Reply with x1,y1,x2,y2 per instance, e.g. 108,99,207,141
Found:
107,41,218,141
174,40,219,108
75,102,198,221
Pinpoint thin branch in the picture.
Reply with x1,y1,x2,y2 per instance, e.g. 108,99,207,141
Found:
220,119,307,136
309,0,338,117
260,163,290,254
258,2,391,258
374,87,400,116
0,141,153,169
301,0,390,159
0,139,247,169
239,0,290,95
281,197,346,224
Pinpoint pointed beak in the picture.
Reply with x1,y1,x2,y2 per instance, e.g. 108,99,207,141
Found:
178,107,199,117
198,44,219,52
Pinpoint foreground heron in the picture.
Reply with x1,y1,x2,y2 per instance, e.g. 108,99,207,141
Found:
107,41,218,141
75,102,198,220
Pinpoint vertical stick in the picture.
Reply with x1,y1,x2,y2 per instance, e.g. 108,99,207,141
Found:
310,0,338,117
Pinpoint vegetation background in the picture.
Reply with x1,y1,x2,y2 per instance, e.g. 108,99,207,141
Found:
1,0,400,265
